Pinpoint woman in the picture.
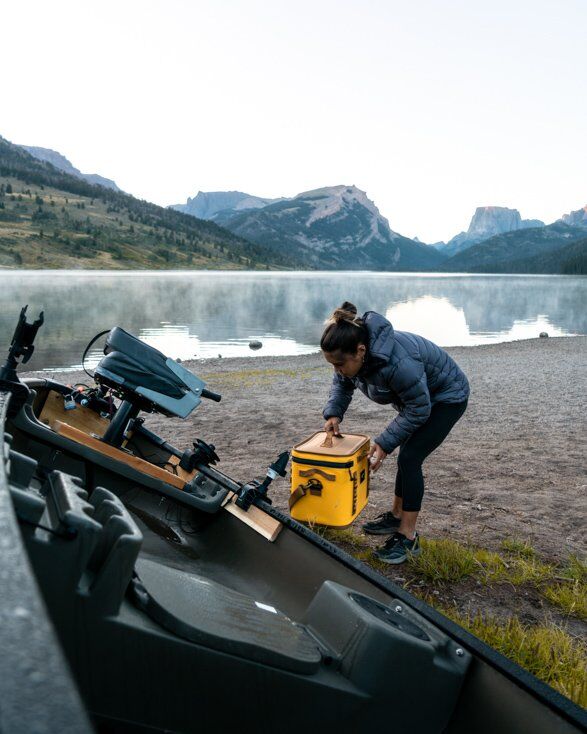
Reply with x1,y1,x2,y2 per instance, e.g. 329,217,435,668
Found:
321,302,470,564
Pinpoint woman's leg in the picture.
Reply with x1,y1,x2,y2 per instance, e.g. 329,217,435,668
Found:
396,401,468,536
375,401,468,562
392,465,403,519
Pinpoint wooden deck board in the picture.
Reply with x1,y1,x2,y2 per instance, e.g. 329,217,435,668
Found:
53,421,282,542
39,392,110,437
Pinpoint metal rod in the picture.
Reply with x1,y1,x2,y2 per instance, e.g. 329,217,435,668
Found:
102,401,139,447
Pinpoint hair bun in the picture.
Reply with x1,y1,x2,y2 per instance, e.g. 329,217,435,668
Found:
320,301,367,353
325,301,362,328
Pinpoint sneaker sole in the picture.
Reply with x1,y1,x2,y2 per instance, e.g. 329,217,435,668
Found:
374,547,422,565
362,526,400,536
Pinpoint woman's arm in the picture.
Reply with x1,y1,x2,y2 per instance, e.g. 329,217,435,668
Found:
322,372,355,422
374,358,431,453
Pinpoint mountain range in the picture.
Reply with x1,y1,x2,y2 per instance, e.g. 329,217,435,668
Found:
440,222,586,274
184,185,445,270
2,136,585,273
173,187,586,273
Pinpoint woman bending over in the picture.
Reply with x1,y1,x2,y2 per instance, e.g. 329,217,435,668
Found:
321,302,470,564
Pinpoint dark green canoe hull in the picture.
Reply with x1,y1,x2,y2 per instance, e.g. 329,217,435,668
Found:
2,387,585,734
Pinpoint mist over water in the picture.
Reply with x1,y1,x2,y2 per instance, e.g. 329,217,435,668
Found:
0,271,584,372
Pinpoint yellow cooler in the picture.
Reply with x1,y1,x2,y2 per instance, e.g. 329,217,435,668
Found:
290,431,370,527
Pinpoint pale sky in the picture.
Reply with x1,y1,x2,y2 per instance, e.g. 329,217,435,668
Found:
2,0,586,243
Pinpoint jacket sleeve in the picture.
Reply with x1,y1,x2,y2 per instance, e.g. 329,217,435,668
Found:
322,373,355,421
374,358,431,453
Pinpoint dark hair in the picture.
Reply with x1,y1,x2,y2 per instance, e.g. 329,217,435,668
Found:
320,301,369,354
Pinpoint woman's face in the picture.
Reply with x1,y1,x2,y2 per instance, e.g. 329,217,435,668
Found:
323,344,366,378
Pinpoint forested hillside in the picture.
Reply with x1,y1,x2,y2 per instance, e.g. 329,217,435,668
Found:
0,136,296,269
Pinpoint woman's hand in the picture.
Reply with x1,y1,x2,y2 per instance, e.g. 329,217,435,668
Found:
368,442,388,473
323,417,341,436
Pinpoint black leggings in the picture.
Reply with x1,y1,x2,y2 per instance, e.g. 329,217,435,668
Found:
394,400,468,512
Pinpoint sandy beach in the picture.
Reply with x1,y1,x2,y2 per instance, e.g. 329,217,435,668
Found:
34,336,587,560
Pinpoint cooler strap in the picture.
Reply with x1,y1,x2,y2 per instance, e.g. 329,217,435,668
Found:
289,478,323,509
292,457,354,469
299,468,336,482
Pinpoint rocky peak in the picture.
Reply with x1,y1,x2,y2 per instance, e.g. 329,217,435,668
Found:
171,190,277,220
441,206,545,257
21,146,79,176
19,145,121,191
559,204,587,229
467,206,524,238
294,185,397,243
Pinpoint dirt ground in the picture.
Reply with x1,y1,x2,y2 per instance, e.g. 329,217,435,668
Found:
35,335,586,560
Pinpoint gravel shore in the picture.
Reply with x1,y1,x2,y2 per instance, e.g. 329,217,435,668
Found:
32,335,587,559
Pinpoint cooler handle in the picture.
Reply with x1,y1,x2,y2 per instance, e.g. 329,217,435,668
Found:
321,431,345,448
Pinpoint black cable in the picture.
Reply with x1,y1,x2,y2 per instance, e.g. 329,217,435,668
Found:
177,508,199,535
81,329,110,379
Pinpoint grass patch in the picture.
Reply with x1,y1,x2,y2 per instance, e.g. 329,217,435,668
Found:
318,526,370,548
407,538,479,583
442,609,587,707
501,538,537,559
544,582,587,621
497,556,554,585
353,548,389,572
406,538,555,587
563,554,587,583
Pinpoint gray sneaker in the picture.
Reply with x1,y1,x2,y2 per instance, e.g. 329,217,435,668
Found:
374,532,421,564
362,511,401,535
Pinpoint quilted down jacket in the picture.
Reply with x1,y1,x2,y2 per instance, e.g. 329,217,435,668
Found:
322,311,470,454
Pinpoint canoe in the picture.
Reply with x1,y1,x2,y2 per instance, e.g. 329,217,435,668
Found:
0,312,585,734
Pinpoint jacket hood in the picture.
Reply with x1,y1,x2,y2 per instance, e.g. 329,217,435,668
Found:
362,311,395,368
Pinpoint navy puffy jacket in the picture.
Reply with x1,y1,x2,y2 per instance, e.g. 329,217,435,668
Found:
322,312,470,454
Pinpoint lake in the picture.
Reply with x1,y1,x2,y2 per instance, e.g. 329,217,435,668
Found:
0,270,584,372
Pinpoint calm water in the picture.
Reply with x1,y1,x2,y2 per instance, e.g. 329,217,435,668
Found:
0,271,584,372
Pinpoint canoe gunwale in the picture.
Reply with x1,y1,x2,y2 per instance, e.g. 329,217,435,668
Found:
0,392,92,733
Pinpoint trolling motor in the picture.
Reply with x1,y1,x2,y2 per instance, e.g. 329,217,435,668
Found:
236,451,290,511
0,310,287,514
0,306,44,415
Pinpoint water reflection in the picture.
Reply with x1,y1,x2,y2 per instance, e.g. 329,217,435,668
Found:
386,296,571,346
0,271,583,371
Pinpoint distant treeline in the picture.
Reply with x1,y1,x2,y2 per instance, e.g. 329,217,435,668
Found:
456,237,587,275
